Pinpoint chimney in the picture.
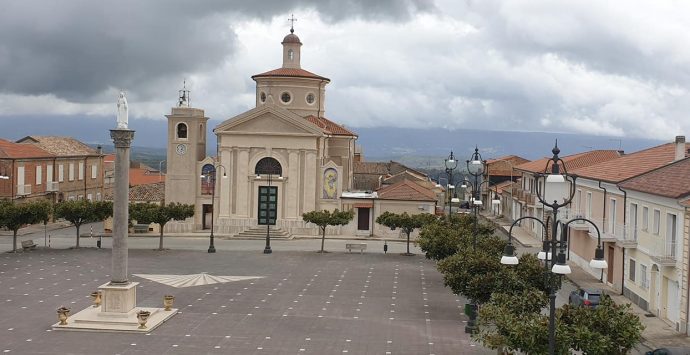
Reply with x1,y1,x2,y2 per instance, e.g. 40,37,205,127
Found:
675,136,685,161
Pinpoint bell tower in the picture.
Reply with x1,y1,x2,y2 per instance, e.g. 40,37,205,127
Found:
164,84,209,205
282,15,302,69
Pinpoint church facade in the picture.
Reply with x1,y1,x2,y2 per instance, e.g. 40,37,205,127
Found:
164,30,358,235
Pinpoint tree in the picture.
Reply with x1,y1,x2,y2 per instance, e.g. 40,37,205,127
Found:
417,214,495,261
54,200,113,248
302,209,355,253
437,249,546,304
129,202,194,250
0,199,51,252
376,211,437,255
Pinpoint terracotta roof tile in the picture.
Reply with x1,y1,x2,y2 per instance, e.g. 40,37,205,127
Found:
377,179,437,202
486,155,530,177
17,136,98,156
571,143,690,183
130,167,165,186
515,150,620,174
619,157,690,198
105,182,164,202
0,138,54,159
252,68,330,81
304,116,357,136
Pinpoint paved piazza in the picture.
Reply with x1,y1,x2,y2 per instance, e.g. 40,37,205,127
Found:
0,245,489,354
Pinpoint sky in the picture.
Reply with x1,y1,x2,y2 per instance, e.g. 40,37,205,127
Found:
0,0,689,140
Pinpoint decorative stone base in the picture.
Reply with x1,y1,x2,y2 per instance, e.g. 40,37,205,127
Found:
52,306,178,333
99,281,138,313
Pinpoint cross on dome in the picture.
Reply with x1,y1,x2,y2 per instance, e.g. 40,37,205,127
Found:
288,14,297,33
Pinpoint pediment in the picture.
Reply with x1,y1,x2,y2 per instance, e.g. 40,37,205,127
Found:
215,105,323,136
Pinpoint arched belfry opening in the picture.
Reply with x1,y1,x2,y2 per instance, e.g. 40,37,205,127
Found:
255,157,282,176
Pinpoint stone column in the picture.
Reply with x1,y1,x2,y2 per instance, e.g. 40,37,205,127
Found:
110,129,134,285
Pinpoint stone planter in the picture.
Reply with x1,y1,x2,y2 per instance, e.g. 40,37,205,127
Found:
57,306,70,325
136,310,151,329
163,295,175,311
90,291,102,308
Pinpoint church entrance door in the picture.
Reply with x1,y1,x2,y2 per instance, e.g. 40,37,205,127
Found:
202,204,212,230
357,208,370,231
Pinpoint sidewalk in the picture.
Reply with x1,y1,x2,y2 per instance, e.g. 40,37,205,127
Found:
483,213,690,351
0,220,72,237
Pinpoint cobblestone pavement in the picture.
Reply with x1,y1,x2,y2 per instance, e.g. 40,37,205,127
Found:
0,247,491,355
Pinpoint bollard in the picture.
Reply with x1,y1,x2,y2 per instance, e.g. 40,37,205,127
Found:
383,241,388,254
48,234,51,248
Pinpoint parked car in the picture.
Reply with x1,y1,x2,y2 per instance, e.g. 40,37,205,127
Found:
646,347,690,355
568,288,602,308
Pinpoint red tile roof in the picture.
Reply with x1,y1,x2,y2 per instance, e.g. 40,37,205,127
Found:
252,68,330,82
515,150,621,174
0,138,54,159
486,155,530,177
304,116,357,136
571,143,690,183
16,136,98,156
130,167,165,186
377,179,437,202
619,157,690,198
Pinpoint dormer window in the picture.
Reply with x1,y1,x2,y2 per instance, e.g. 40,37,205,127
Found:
288,49,294,61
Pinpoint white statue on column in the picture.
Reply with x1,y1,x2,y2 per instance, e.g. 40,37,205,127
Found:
116,91,129,129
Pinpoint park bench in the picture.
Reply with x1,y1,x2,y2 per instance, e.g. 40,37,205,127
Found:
21,239,37,251
345,243,367,254
133,224,150,233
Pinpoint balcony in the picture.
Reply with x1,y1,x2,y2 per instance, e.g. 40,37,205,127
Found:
558,209,589,230
47,181,59,192
584,218,623,242
16,184,31,196
650,241,677,266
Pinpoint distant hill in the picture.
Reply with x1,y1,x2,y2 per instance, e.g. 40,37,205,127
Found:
0,114,668,169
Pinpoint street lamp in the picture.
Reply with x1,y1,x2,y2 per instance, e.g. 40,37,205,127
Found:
255,173,284,254
500,141,608,355
201,164,227,253
444,151,458,216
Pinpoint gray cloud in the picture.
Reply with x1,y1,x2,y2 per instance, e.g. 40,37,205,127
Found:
0,0,432,101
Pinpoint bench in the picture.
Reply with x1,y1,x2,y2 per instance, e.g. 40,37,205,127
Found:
21,239,37,251
346,243,367,254
133,224,150,233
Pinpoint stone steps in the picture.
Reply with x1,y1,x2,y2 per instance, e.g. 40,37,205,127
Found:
234,227,291,239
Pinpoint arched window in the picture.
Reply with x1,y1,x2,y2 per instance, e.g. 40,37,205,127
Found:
201,164,215,195
176,123,188,139
255,157,282,176
288,49,294,61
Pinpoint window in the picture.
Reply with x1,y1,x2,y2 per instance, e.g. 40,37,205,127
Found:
58,164,64,182
176,122,188,139
642,206,649,231
36,165,42,185
47,164,53,183
609,198,617,234
586,192,592,219
78,195,84,200
640,264,648,289
68,163,75,181
306,93,315,105
260,92,266,103
255,157,282,176
576,189,582,213
280,92,291,104
630,203,638,240
91,164,97,179
653,209,660,235
629,259,636,282
96,192,102,201
87,193,93,201
78,162,84,180
17,166,25,185
667,213,677,258
288,49,294,60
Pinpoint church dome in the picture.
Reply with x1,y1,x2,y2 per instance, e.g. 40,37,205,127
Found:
282,33,302,44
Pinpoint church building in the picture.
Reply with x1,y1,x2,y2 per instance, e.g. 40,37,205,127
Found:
164,28,359,235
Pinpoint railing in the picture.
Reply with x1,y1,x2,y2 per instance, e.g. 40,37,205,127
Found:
16,184,31,195
582,217,632,241
650,240,677,265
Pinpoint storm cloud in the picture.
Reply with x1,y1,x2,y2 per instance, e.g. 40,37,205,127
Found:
0,0,689,140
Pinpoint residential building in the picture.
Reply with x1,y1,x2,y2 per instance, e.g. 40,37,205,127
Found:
616,152,690,332
0,138,56,202
483,155,529,215
16,136,105,202
567,137,689,305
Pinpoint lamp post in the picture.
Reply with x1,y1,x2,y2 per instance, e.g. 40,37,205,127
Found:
201,164,227,253
255,173,283,254
500,141,608,355
444,151,458,216
466,146,486,249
